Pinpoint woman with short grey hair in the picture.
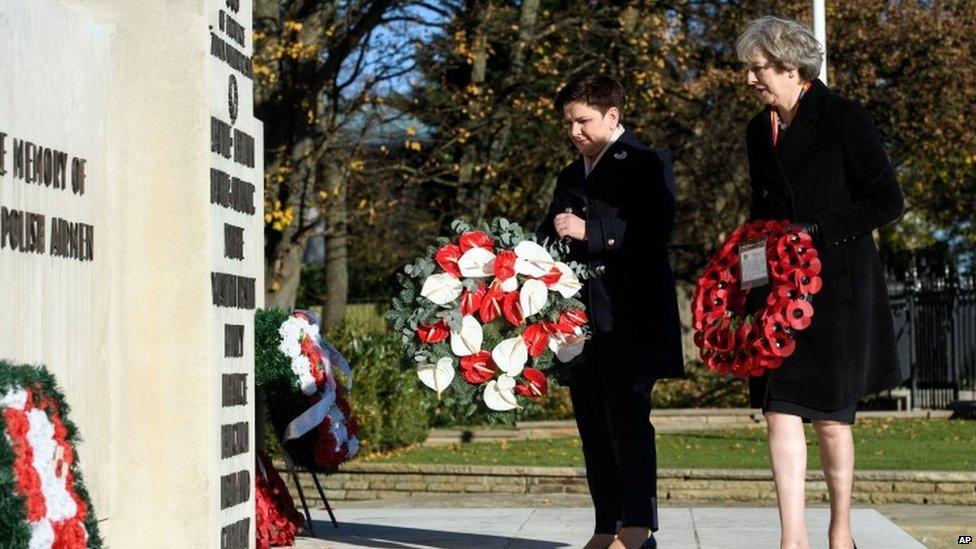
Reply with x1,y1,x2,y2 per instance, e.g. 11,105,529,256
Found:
735,15,904,549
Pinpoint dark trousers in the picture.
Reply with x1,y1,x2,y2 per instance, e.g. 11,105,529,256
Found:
570,351,658,534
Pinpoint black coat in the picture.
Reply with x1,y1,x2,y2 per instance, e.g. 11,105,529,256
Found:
746,79,908,410
538,130,684,381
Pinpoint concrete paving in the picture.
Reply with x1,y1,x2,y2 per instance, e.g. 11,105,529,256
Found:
293,506,927,548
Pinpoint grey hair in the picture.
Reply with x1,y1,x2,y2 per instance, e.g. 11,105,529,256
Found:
736,16,823,81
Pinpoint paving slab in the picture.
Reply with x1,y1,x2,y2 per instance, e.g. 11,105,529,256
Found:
292,506,925,548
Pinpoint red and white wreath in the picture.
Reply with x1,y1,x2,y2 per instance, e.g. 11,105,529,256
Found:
692,219,823,377
277,311,359,468
1,387,92,547
388,219,590,412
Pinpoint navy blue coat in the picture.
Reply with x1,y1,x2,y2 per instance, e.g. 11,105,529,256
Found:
538,130,685,381
746,79,908,410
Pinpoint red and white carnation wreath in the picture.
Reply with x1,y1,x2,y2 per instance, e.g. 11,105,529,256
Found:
692,220,823,377
388,218,591,412
276,311,359,469
1,386,94,548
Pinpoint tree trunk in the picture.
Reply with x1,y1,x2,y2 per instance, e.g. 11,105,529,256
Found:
472,0,539,222
264,237,307,310
456,1,490,220
322,162,349,330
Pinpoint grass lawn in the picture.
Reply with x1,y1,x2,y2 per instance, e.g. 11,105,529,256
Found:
363,418,976,471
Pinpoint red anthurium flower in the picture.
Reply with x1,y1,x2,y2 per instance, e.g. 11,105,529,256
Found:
479,286,505,323
460,351,497,384
460,231,494,252
522,323,551,357
539,266,562,286
786,299,814,330
435,244,462,277
515,368,548,398
560,309,588,327
460,285,487,316
493,249,517,280
416,320,450,343
502,291,524,326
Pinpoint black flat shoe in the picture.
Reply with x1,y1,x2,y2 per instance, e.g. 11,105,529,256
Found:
639,535,657,548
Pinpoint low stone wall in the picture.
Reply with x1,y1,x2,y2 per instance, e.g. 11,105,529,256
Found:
280,463,976,507
424,409,954,445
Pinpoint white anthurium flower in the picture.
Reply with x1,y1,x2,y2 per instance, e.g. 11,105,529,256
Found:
519,278,549,318
450,315,484,357
492,337,528,376
457,246,496,278
548,330,586,363
513,241,555,277
499,276,519,292
551,262,583,298
417,357,455,397
483,375,519,411
420,273,464,305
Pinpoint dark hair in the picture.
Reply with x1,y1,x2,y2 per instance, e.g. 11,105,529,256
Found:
554,74,626,115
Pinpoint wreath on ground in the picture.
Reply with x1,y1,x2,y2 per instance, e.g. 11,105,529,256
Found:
387,218,592,417
692,220,823,377
0,361,103,549
254,449,303,548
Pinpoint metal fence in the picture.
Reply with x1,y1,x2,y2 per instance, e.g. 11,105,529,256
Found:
889,271,976,409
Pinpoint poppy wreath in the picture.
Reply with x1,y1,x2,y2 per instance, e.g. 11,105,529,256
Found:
254,449,303,549
0,361,103,549
692,219,823,377
255,309,359,471
386,218,591,415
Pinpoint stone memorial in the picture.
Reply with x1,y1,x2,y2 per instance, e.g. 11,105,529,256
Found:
0,1,264,547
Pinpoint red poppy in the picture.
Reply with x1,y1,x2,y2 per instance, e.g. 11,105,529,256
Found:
435,244,462,277
767,332,796,357
460,351,497,384
515,368,548,398
786,299,814,330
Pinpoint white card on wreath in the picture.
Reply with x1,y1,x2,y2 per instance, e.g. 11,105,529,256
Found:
739,240,770,289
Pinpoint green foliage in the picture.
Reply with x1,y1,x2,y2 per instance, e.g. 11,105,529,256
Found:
0,362,103,549
654,360,750,409
325,328,431,453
